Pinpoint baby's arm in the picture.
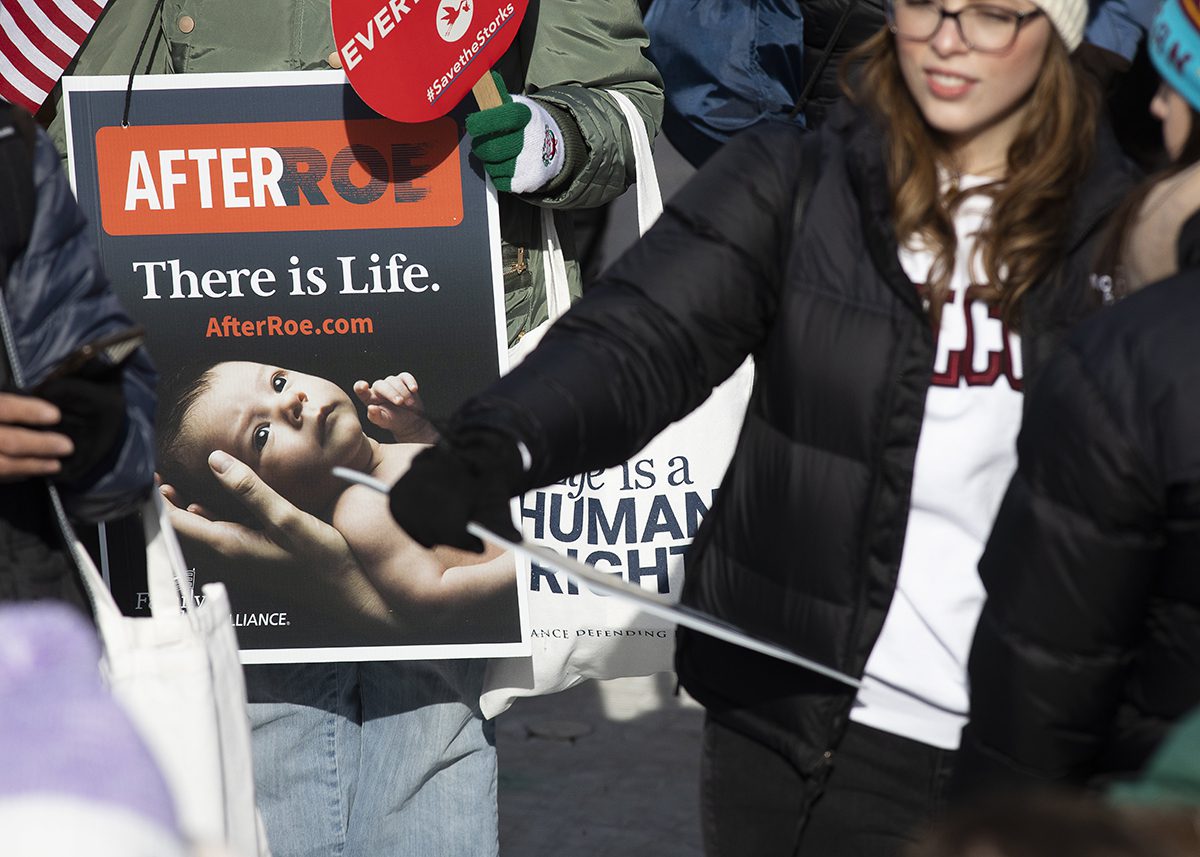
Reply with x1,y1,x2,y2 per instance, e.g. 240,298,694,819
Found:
333,486,516,629
354,372,439,444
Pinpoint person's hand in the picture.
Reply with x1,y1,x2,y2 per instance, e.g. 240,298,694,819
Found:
354,372,438,443
158,450,395,624
34,366,127,484
466,71,566,193
0,392,73,481
389,432,524,552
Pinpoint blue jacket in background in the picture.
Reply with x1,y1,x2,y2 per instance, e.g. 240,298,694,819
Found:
645,0,885,167
646,0,807,166
1085,0,1158,61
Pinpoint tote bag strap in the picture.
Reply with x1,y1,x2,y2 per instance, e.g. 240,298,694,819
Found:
142,490,196,615
539,207,572,323
604,89,663,235
46,486,126,634
57,492,193,625
536,90,665,324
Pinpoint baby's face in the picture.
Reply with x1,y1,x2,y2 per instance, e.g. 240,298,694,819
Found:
189,362,370,511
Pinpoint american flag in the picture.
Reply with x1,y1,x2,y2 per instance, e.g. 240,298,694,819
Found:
0,0,108,113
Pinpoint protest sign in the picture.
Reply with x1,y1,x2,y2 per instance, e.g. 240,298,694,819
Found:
63,70,529,663
331,0,527,121
480,358,755,715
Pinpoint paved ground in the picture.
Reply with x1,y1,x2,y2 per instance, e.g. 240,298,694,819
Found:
496,674,705,857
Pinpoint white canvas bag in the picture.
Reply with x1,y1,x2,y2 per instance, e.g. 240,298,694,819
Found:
482,90,754,717
0,279,267,856
65,490,269,857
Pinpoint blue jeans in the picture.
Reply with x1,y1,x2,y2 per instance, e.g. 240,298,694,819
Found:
245,660,498,857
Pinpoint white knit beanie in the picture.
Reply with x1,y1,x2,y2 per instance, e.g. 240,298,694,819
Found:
1034,0,1088,51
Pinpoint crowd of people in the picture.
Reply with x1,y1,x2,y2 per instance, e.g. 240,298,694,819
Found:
388,0,1200,853
1,0,1200,853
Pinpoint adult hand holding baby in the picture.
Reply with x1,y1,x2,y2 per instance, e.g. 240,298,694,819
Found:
0,392,73,480
159,449,395,627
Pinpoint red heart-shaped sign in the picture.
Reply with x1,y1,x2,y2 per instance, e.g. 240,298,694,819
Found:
332,0,528,123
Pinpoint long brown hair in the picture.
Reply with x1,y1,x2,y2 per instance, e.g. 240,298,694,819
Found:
840,29,1100,329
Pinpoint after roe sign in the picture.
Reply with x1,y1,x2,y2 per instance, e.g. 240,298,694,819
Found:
63,71,528,663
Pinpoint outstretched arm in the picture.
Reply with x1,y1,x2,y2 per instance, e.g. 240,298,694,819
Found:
389,124,810,552
449,123,806,487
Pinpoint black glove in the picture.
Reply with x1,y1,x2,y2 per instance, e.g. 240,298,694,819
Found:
389,431,524,552
32,363,126,485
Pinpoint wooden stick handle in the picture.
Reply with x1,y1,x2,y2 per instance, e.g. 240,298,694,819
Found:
471,72,503,110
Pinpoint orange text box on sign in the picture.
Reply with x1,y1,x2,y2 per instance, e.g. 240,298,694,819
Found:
96,118,462,236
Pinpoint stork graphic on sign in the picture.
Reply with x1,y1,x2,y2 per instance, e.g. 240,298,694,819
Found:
441,0,471,28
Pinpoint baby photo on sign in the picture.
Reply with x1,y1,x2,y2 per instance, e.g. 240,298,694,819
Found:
157,362,521,652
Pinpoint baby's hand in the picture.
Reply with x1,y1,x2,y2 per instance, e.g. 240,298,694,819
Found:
354,373,438,443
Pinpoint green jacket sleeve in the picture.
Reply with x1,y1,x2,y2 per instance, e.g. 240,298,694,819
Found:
501,0,664,209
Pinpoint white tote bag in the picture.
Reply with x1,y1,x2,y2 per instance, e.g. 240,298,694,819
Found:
482,90,754,717
64,490,269,857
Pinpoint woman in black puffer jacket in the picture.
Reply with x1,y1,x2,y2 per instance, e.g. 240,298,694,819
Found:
387,1,1137,854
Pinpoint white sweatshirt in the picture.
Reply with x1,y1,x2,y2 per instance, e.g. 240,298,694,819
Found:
850,178,1023,750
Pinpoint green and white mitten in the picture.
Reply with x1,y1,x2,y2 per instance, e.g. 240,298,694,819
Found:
466,72,565,194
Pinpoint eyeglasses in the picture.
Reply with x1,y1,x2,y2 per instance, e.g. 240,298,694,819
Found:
888,0,1044,53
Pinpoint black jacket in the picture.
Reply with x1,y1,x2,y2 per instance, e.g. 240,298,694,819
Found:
2,114,156,523
457,105,1137,781
801,0,886,126
955,269,1200,793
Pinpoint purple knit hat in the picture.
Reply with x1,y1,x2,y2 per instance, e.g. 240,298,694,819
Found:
0,602,184,854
